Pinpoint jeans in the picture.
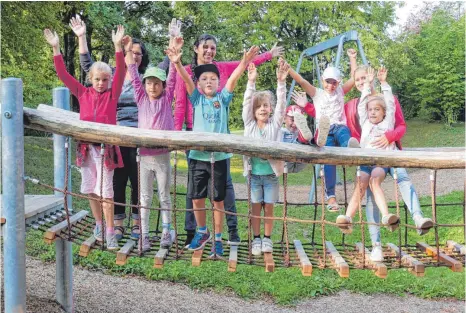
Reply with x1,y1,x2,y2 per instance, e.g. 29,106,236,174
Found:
184,157,238,232
365,167,423,244
113,147,140,220
250,174,279,203
324,124,351,199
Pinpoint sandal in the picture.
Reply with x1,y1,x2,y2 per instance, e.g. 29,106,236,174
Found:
326,203,340,212
130,224,140,240
114,225,125,241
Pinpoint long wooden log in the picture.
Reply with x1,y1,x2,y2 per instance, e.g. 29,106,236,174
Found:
43,210,88,244
22,105,464,169
293,240,313,276
386,243,424,276
355,242,387,278
325,241,350,278
416,242,463,272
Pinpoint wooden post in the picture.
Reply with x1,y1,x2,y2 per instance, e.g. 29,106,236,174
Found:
387,243,424,276
325,241,349,278
293,240,312,276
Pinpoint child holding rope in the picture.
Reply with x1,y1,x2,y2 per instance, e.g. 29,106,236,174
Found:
336,67,399,234
284,50,359,212
169,42,259,258
44,26,126,250
242,61,289,255
124,34,180,252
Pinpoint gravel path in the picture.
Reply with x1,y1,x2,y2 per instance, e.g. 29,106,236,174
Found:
13,257,464,313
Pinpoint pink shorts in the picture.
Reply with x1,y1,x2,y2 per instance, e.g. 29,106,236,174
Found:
80,145,114,198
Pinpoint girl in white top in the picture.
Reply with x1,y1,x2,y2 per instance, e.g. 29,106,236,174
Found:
242,60,289,255
336,66,399,234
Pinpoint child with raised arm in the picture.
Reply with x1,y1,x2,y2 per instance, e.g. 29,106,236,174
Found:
124,34,179,252
285,49,359,212
336,67,399,234
44,26,126,250
169,42,260,258
242,61,289,255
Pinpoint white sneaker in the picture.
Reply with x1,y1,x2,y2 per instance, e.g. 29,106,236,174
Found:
294,112,313,141
370,242,384,262
160,229,175,248
347,137,360,148
141,234,151,252
106,234,119,251
261,237,273,253
382,214,400,232
251,238,262,256
336,215,353,234
316,115,330,147
413,215,433,235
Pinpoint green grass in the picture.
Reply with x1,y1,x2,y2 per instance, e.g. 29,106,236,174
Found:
22,120,466,304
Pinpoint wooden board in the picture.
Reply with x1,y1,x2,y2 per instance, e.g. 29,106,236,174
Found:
446,240,465,255
79,235,97,257
43,210,88,244
23,105,465,169
325,241,349,278
387,243,424,276
416,242,463,272
228,245,238,272
192,249,203,267
154,248,169,269
264,252,275,272
293,240,312,276
355,242,387,278
0,194,63,222
116,240,136,266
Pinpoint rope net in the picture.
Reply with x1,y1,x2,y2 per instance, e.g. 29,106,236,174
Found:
23,137,466,275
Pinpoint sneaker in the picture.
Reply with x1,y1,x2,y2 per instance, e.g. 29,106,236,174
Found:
209,240,224,259
93,224,103,242
184,230,195,249
228,229,241,245
316,115,330,147
251,238,262,256
370,242,384,262
382,214,400,232
130,224,140,240
106,234,119,251
188,231,211,251
294,112,313,141
160,229,174,249
413,215,434,235
141,234,151,252
261,237,273,253
347,137,360,148
336,215,353,234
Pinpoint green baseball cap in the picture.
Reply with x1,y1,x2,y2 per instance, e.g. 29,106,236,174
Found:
142,67,167,82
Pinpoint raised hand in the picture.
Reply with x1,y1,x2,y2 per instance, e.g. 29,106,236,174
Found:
347,48,357,59
69,15,86,38
291,91,308,108
270,42,285,58
276,58,290,82
44,29,59,47
169,36,184,51
377,66,388,83
366,67,375,84
122,35,132,52
165,46,182,64
111,25,125,45
242,45,260,64
168,18,182,37
247,63,257,82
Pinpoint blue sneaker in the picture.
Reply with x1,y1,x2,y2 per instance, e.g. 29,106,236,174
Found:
93,224,103,242
188,231,211,251
209,240,224,259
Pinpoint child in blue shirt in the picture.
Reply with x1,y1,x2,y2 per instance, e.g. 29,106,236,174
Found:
168,41,259,257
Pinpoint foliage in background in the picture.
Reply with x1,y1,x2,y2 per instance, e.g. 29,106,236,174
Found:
1,2,464,127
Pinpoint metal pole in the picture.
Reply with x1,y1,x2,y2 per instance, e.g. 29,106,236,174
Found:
2,77,26,312
53,87,74,313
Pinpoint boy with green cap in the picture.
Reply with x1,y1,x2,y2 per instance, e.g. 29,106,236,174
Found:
124,35,177,252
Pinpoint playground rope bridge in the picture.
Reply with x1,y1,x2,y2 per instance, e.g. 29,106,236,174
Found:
2,80,465,312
